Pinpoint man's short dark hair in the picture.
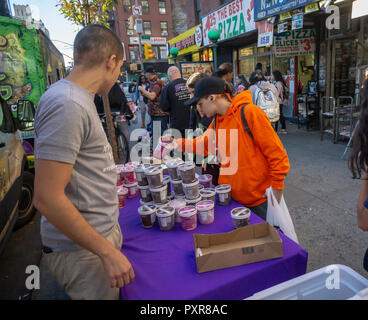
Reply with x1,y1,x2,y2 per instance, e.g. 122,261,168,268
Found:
145,66,156,74
73,24,124,67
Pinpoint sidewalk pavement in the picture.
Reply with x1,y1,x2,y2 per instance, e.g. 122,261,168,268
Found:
279,122,367,276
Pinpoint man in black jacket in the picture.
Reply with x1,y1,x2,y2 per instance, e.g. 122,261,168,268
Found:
95,82,133,143
160,66,191,139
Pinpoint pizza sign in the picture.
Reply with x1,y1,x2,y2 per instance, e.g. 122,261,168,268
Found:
275,29,316,57
202,0,255,46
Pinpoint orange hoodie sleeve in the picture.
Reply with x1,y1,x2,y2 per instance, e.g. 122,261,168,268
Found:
245,105,290,189
175,120,215,157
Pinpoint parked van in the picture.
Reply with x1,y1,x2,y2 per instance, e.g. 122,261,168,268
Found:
0,97,36,255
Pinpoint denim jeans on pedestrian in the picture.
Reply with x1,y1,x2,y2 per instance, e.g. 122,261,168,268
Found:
248,201,268,221
275,104,286,131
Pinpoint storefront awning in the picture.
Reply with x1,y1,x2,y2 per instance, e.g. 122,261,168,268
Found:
167,25,203,58
254,0,320,21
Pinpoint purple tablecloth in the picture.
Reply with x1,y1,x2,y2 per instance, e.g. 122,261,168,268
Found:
119,196,308,300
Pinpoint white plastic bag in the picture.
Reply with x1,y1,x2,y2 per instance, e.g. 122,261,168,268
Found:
266,187,299,244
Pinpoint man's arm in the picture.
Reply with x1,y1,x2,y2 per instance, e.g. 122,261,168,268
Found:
246,105,290,203
34,159,135,288
138,86,157,101
357,174,368,231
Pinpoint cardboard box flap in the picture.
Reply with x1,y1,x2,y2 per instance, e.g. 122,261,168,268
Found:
193,223,272,249
193,223,284,273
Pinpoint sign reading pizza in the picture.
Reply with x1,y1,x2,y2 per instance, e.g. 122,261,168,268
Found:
274,29,316,57
202,0,255,46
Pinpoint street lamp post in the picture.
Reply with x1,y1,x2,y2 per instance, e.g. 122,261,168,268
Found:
208,29,220,71
170,47,179,67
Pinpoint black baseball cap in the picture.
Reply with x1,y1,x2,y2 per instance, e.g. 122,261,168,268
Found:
145,65,156,73
185,77,226,106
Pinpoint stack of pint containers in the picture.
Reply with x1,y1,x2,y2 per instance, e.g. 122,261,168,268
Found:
116,165,124,187
121,165,139,199
144,166,169,206
134,163,153,205
116,165,128,209
179,162,202,206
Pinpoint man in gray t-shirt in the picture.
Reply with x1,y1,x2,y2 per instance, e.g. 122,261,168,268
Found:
34,25,134,300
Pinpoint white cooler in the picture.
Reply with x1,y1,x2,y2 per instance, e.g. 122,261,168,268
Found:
246,264,368,300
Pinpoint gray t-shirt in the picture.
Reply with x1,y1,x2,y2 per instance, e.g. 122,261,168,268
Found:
35,79,119,252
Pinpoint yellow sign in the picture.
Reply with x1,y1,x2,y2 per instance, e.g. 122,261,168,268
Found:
168,24,202,58
240,47,254,57
280,11,292,21
305,3,319,13
192,52,200,62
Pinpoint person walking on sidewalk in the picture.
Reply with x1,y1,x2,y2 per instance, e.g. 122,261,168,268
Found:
213,62,236,96
136,74,150,129
34,24,135,300
235,74,249,94
248,71,279,106
165,77,290,220
138,66,169,136
273,70,288,134
160,66,191,138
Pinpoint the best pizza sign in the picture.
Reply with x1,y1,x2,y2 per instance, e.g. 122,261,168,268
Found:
202,0,256,46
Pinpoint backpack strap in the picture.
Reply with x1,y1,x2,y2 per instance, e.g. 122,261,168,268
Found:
240,105,254,141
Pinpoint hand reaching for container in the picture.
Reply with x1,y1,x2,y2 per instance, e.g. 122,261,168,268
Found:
100,248,135,288
161,134,175,143
154,135,178,159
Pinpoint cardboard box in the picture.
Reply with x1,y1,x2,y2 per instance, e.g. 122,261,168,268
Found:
193,223,283,273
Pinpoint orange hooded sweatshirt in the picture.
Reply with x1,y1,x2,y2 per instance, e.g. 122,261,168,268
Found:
176,90,290,208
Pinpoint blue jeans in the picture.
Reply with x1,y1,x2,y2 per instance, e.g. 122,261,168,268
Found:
249,201,268,221
150,115,169,134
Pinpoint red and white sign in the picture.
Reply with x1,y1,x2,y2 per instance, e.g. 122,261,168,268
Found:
195,26,202,47
258,20,273,47
132,5,142,16
129,37,167,45
202,0,255,46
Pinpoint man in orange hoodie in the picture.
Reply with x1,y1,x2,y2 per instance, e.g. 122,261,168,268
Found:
168,77,290,220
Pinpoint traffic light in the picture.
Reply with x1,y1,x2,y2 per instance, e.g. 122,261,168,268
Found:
144,43,155,60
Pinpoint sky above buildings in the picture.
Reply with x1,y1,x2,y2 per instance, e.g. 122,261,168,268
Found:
9,0,78,66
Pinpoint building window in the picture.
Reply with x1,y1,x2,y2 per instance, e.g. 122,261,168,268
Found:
142,0,149,13
125,20,134,35
160,21,168,36
143,21,152,35
123,0,132,12
160,46,167,59
128,45,139,61
159,1,167,14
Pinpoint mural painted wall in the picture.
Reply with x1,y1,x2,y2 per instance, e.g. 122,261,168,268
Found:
0,16,46,107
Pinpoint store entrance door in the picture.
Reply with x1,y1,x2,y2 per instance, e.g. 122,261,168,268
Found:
331,39,358,100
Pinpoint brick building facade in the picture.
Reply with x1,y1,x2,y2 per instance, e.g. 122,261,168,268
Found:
181,0,227,29
112,0,175,73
